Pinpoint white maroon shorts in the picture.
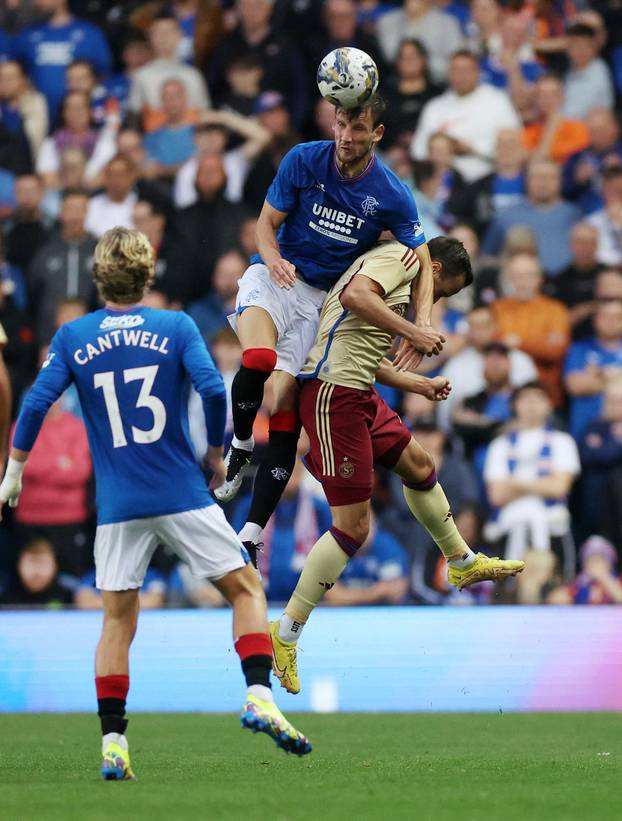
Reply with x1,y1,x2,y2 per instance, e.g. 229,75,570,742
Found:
94,505,248,591
228,263,326,377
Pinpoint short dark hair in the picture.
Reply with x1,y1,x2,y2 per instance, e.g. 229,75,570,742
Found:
450,49,479,65
67,58,96,77
602,165,622,183
482,341,510,357
428,235,474,288
511,380,550,407
336,93,386,128
567,22,598,39
61,186,89,201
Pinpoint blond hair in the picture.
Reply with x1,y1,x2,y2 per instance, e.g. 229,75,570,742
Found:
92,227,155,304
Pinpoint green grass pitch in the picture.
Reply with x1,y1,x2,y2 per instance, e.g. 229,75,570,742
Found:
1,713,620,821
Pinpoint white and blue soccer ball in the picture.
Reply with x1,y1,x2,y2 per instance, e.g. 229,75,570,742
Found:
317,47,379,109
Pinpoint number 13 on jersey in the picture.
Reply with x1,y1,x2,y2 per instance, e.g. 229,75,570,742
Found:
94,364,166,448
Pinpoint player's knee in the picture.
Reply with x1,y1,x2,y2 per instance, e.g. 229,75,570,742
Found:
332,518,369,549
242,347,277,373
403,445,435,484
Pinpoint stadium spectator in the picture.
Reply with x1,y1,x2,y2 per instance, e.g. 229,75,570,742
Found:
563,23,615,121
381,39,443,151
586,166,622,267
492,254,570,406
85,155,137,239
562,108,622,216
548,536,622,605
467,0,501,57
478,12,542,95
29,188,97,342
411,160,444,239
65,58,117,132
167,562,226,608
35,91,116,190
484,381,580,567
173,108,270,207
0,250,37,409
11,0,113,122
0,538,76,607
128,13,210,132
132,198,184,306
207,0,308,129
565,299,622,442
324,512,410,606
3,174,49,277
482,159,581,275
579,377,622,544
188,249,246,341
242,90,300,211
143,79,197,180
237,214,258,257
376,0,464,82
172,153,248,300
40,148,87,222
544,222,605,339
217,54,264,119
521,74,589,165
0,60,48,160
437,305,537,430
104,28,152,120
451,341,514,463
447,128,526,238
10,387,92,577
116,128,172,212
411,50,520,183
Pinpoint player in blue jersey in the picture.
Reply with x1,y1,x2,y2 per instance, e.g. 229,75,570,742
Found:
217,94,445,566
0,228,311,781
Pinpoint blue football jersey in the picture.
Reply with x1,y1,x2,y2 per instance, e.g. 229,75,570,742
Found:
13,307,226,525
251,141,426,291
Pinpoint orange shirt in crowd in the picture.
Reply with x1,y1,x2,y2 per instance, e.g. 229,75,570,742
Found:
522,119,590,164
491,295,571,406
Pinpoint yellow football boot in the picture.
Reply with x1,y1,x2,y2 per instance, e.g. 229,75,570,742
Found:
269,620,300,694
448,553,525,590
101,741,136,781
240,694,312,756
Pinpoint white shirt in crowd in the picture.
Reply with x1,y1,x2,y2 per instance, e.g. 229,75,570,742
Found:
128,58,210,116
174,147,250,207
484,427,581,558
36,126,117,184
438,346,538,431
563,58,615,121
410,84,521,182
586,208,622,267
85,191,137,238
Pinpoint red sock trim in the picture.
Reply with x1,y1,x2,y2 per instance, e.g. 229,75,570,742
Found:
234,632,272,661
269,409,300,433
95,674,129,700
242,348,277,373
403,469,438,491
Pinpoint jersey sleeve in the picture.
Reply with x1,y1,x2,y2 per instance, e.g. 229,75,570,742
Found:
178,313,227,448
13,327,73,452
265,144,306,213
355,245,412,295
384,182,427,249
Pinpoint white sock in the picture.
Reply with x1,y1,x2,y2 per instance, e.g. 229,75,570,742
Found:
248,684,274,703
447,548,477,569
278,613,306,643
239,522,262,544
102,732,128,752
232,435,254,451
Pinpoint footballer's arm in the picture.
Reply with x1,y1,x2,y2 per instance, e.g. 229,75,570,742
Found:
375,357,451,402
255,201,296,288
340,273,444,356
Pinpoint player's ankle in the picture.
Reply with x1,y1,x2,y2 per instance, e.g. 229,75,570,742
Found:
247,684,274,703
278,614,306,643
239,522,262,544
447,548,476,569
232,435,254,451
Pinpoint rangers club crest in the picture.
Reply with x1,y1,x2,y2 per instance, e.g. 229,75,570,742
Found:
361,195,379,216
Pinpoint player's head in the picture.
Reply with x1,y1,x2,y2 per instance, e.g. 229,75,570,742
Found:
334,94,386,167
92,227,155,305
428,235,473,301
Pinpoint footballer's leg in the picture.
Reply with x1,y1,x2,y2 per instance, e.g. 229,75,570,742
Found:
392,438,525,589
216,305,278,503
214,565,312,756
237,371,301,566
96,589,139,781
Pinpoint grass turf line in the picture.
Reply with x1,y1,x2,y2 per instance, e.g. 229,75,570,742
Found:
0,713,620,821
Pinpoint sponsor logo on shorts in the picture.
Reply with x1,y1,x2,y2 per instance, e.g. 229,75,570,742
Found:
271,467,290,481
245,287,260,303
339,458,355,479
361,195,379,216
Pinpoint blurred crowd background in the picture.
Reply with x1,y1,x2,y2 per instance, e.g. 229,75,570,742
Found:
1,0,622,610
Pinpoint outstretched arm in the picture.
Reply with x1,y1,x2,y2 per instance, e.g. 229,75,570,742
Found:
375,358,451,401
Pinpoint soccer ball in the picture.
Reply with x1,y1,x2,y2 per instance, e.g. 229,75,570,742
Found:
317,47,379,109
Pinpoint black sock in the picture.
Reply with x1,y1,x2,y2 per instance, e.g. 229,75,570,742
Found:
248,430,299,530
98,697,128,736
241,655,272,688
231,366,271,441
